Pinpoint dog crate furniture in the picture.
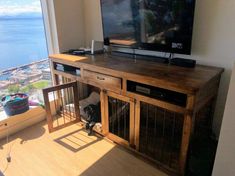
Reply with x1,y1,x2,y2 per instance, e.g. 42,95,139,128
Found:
43,53,223,176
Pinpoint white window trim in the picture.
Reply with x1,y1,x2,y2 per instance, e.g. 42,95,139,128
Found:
40,0,59,55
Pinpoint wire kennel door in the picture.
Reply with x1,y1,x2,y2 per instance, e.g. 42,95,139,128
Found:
43,81,80,133
137,101,184,172
105,91,135,147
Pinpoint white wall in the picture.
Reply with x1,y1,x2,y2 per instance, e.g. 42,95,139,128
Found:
83,0,103,47
188,0,235,136
83,0,235,137
53,0,85,52
212,63,235,176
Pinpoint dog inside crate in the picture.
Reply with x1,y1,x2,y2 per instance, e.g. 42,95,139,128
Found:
64,84,102,135
64,84,130,136
79,91,101,135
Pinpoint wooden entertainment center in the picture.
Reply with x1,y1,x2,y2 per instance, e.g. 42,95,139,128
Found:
43,53,223,176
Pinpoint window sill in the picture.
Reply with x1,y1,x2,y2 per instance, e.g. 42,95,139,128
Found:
0,106,43,120
0,106,46,139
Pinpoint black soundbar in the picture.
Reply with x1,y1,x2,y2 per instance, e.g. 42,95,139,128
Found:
170,58,196,68
111,51,169,64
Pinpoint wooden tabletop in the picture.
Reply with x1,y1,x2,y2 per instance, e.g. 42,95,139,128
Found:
49,54,224,94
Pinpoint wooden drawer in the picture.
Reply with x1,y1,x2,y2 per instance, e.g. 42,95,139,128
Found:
83,70,122,90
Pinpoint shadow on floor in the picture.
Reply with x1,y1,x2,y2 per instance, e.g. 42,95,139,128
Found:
18,121,46,144
0,120,46,148
54,129,102,153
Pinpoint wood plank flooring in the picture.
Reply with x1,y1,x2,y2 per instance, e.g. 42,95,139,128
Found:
0,121,167,176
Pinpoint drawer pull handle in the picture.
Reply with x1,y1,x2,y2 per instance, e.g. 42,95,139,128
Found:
97,76,105,81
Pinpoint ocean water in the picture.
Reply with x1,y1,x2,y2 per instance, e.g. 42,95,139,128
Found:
0,17,48,71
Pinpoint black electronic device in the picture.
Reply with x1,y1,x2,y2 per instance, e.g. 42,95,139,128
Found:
100,0,196,55
170,58,196,68
65,49,91,56
72,50,86,55
127,80,187,107
54,63,81,76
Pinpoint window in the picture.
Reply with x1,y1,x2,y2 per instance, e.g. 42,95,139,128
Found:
0,0,52,112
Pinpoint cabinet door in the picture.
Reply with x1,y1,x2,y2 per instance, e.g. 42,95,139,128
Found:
43,81,80,133
135,100,184,171
104,91,135,147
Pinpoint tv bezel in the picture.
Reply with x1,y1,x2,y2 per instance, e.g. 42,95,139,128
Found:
100,0,196,55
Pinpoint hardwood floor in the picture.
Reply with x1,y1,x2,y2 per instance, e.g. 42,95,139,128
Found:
0,121,167,176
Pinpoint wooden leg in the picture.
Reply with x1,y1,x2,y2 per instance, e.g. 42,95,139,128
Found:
73,81,80,121
179,114,192,175
129,99,135,148
53,74,59,85
179,95,195,175
134,100,140,151
100,90,109,135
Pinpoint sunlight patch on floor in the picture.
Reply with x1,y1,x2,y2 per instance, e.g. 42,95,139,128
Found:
0,121,167,176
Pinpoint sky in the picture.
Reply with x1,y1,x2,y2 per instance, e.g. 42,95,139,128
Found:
0,0,42,16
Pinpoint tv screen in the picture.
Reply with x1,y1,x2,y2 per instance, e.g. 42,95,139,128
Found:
101,0,196,55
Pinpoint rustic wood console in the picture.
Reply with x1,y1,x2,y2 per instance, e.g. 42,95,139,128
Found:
43,53,223,176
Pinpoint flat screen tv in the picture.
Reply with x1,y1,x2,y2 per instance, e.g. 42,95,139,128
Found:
100,0,196,55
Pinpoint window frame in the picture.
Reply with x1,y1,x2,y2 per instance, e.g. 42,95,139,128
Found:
40,0,59,55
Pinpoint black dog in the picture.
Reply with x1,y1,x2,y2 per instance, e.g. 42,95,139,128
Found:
83,103,101,135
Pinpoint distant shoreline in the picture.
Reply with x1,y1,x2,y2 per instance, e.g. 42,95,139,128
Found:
0,12,43,20
0,17,43,20
0,59,48,75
